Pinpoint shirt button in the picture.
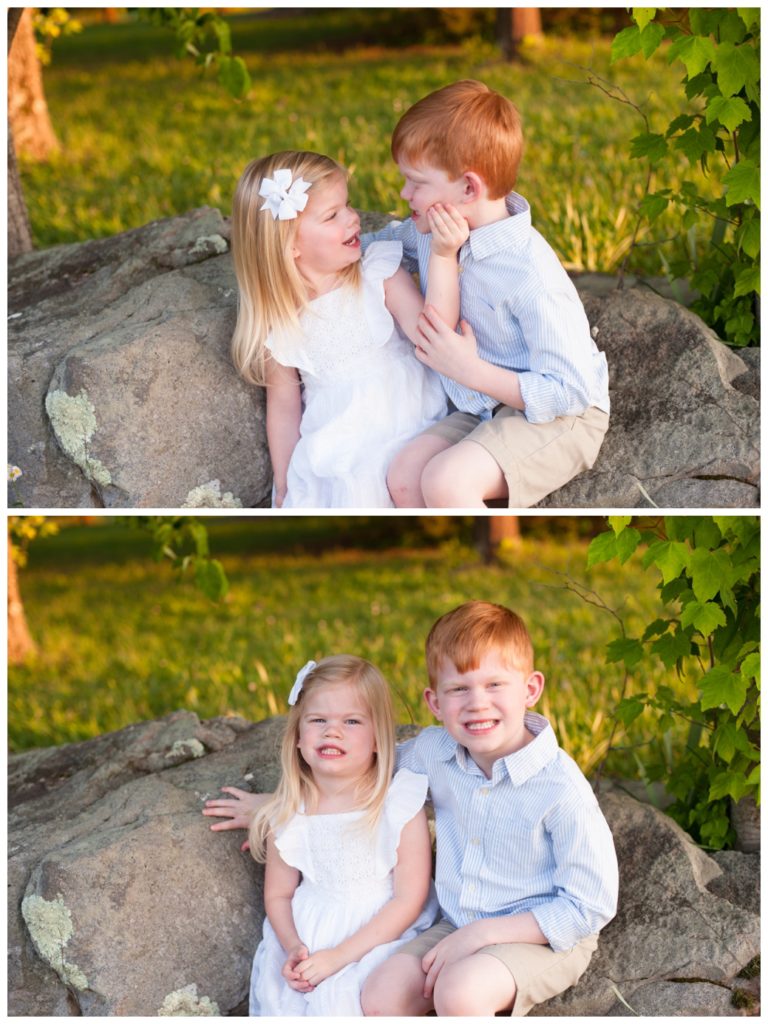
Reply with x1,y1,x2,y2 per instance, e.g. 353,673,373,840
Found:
458,265,464,274
470,838,481,846
479,788,489,797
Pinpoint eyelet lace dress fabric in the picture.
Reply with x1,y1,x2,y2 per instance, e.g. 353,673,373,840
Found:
249,770,438,1016
266,241,447,507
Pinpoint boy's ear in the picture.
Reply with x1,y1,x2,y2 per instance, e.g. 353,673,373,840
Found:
460,171,485,203
423,687,443,721
525,671,546,707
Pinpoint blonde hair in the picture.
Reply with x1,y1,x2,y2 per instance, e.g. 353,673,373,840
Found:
231,150,361,386
392,80,524,199
249,655,396,863
425,601,534,687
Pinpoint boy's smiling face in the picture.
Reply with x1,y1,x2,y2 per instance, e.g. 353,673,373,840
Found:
424,649,545,777
397,159,467,233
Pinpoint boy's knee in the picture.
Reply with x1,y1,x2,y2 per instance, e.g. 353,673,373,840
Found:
433,956,516,1016
420,456,461,507
361,954,429,1016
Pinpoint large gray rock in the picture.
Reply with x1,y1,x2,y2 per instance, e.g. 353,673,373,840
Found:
9,714,759,1016
8,209,760,508
8,208,269,509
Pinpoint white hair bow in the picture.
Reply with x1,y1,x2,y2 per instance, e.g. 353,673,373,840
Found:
259,168,312,221
288,660,317,706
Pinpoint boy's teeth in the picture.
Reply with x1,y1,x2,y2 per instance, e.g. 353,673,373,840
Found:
466,721,495,732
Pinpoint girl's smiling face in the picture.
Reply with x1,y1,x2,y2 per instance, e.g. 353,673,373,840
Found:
292,174,361,285
297,681,376,782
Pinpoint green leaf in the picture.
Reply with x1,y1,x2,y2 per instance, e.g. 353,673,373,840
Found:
680,600,727,637
737,9,760,32
630,131,669,162
714,720,739,763
587,531,617,567
688,547,729,603
651,629,694,669
723,159,761,208
194,557,229,601
639,192,670,219
705,94,752,132
615,527,642,564
709,770,751,803
615,695,646,726
609,516,632,534
737,216,761,259
668,34,716,78
611,24,643,62
632,8,657,31
700,665,748,714
711,41,760,98
218,55,251,99
606,636,645,668
644,539,689,584
740,652,761,686
638,20,666,58
674,124,717,164
733,265,761,297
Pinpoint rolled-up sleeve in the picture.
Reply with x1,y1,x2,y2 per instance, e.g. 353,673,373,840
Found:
515,290,598,424
531,802,619,951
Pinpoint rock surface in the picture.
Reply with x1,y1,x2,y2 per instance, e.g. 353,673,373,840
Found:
9,713,760,1016
8,208,759,508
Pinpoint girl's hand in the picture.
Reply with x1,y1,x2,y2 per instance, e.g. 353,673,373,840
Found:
283,943,314,993
202,787,271,851
427,203,470,258
294,947,347,987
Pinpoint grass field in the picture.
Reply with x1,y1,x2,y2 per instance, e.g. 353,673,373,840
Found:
19,10,715,275
10,517,692,788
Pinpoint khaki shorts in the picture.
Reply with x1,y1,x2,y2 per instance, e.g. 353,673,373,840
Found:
399,918,598,1016
423,405,609,508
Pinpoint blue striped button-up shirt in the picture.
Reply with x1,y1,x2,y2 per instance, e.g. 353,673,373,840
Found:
363,194,610,424
396,713,619,952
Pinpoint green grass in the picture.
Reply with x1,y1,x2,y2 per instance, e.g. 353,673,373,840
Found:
19,12,717,274
10,519,695,786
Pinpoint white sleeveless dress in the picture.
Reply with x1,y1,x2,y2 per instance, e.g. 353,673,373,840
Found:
249,769,438,1016
266,241,447,507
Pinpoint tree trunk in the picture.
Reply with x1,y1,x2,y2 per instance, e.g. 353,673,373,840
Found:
8,7,56,258
496,8,543,62
8,538,36,664
475,516,521,563
9,8,59,160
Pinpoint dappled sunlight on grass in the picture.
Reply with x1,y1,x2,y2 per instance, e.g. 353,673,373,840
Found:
21,24,713,275
10,527,694,787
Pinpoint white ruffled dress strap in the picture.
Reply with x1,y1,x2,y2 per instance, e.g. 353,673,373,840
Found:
374,769,429,876
361,240,404,349
361,239,404,282
272,812,313,878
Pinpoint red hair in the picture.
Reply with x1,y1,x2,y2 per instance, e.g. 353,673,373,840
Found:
425,601,534,687
391,80,524,198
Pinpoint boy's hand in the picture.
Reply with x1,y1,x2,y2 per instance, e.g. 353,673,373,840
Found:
283,943,314,993
427,203,469,258
293,947,346,988
421,922,486,999
202,787,270,851
415,308,481,387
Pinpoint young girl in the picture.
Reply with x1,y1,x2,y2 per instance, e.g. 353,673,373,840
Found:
231,150,468,507
247,655,437,1015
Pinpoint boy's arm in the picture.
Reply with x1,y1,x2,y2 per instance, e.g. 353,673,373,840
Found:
203,787,272,851
265,356,302,507
294,810,433,988
384,205,467,344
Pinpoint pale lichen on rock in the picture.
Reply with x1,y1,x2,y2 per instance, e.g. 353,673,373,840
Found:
182,479,243,508
165,738,206,760
190,234,228,256
21,892,89,991
45,388,112,487
158,983,220,1016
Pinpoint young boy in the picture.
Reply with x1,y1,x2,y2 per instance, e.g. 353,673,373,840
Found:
359,600,618,1016
204,601,619,1016
363,80,610,508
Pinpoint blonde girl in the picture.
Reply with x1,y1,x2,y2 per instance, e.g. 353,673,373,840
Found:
231,150,468,508
247,655,437,1016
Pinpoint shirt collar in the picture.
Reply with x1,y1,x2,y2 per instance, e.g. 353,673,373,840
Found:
440,711,558,783
467,191,531,261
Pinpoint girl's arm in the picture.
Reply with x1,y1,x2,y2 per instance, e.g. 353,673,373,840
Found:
384,203,468,346
293,808,433,988
264,834,313,993
265,355,302,508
